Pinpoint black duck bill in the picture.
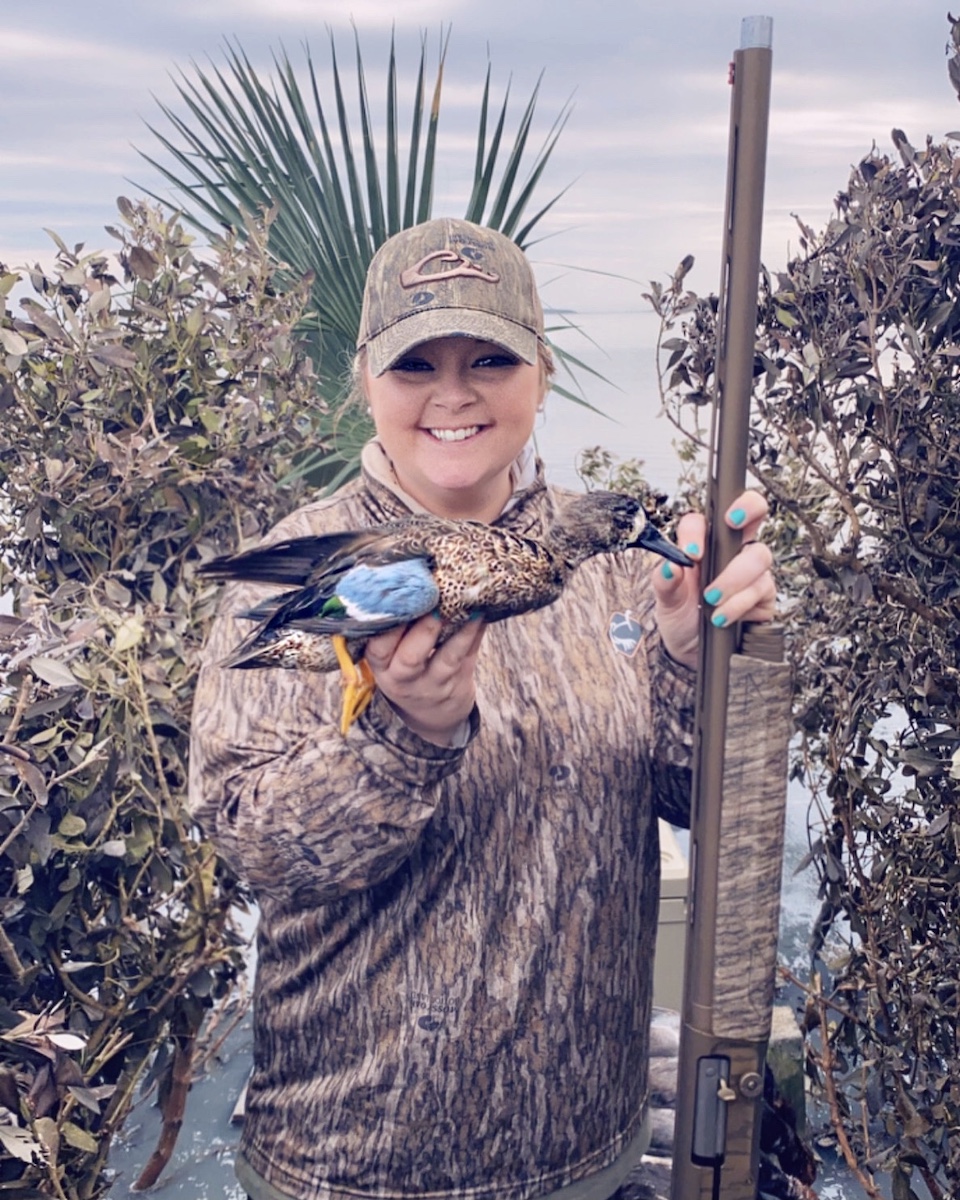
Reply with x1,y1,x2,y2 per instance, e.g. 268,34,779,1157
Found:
635,520,695,567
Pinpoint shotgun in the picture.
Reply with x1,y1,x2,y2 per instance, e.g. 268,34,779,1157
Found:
669,17,793,1200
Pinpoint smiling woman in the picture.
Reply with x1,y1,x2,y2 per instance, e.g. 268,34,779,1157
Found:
188,216,776,1200
356,217,553,522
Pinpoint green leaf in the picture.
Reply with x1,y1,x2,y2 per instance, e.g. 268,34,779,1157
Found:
67,1085,104,1115
114,615,144,652
61,1121,99,1153
30,656,80,689
0,327,29,357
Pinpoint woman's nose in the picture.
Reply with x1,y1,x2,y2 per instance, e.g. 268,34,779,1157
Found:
432,365,478,408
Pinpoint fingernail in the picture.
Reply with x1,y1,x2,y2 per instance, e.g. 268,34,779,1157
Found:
704,587,723,606
661,562,674,580
711,612,728,628
685,542,700,557
729,508,746,527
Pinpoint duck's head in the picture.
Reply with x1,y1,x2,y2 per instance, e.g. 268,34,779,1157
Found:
559,492,694,567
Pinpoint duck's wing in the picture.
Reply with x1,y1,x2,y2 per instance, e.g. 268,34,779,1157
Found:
198,528,403,586
263,555,441,638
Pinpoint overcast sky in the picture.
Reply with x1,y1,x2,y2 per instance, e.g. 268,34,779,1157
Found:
3,1,956,308
1,1,957,486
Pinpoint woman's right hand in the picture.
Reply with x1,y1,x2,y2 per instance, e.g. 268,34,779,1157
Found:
363,616,485,745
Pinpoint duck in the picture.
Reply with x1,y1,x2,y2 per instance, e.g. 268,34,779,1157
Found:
199,491,693,735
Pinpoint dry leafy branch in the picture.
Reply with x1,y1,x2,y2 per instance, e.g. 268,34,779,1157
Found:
651,126,960,1197
0,201,325,1196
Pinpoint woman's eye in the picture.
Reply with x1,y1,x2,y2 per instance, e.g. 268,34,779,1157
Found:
474,353,519,368
391,357,433,373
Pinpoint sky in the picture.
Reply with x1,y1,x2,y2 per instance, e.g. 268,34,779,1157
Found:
1,1,958,484
3,1,956,303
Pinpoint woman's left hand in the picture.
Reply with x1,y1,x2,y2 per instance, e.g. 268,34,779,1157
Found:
651,489,776,669
363,615,486,745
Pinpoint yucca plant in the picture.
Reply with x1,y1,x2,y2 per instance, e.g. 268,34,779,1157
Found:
139,29,601,489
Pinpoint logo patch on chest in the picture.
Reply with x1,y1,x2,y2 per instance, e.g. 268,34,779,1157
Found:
609,610,642,658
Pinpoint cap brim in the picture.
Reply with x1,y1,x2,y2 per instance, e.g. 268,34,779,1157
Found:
363,308,540,376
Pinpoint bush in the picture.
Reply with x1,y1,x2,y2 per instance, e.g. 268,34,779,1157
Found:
0,201,324,1196
651,132,960,1198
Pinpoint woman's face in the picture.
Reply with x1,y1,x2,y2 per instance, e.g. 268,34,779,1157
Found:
364,336,546,522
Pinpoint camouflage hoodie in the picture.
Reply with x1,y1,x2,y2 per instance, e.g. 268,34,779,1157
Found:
188,444,696,1200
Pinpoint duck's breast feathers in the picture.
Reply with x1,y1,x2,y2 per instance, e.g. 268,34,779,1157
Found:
431,526,562,622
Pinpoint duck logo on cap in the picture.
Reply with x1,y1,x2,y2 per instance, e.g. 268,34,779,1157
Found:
399,250,500,290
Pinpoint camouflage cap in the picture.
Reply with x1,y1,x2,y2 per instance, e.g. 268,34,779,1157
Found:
356,218,545,376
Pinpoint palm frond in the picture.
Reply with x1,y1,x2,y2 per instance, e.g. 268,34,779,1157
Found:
415,29,449,224
137,29,589,485
485,75,541,230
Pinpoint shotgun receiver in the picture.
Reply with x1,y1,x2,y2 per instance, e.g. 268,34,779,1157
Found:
670,17,793,1200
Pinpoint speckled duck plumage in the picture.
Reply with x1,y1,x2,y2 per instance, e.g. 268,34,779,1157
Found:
199,490,692,677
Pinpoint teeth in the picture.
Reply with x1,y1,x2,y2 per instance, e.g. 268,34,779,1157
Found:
428,426,481,442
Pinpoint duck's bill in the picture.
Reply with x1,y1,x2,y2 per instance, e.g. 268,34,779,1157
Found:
637,522,694,567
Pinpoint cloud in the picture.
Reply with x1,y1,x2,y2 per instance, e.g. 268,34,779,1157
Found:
216,0,461,27
0,28,164,75
0,152,61,169
1,0,956,305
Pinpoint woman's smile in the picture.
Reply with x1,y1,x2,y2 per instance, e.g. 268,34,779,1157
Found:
425,424,484,442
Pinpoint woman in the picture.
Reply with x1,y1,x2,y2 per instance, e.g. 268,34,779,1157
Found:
189,218,776,1200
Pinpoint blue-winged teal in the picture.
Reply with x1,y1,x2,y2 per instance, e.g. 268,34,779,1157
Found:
200,491,692,734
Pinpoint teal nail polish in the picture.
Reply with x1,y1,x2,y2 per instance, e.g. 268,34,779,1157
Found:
704,587,723,606
729,507,747,527
711,612,728,628
661,562,674,580
685,542,700,557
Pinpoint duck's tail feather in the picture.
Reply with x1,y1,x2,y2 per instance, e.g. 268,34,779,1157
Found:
240,595,287,621
218,625,271,668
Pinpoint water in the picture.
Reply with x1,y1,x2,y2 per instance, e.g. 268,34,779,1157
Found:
108,1009,252,1198
106,312,875,1198
536,309,680,493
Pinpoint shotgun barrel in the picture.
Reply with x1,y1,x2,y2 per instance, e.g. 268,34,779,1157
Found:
669,17,793,1200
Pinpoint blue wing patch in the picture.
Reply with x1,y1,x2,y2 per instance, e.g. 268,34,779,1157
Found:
337,560,440,623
